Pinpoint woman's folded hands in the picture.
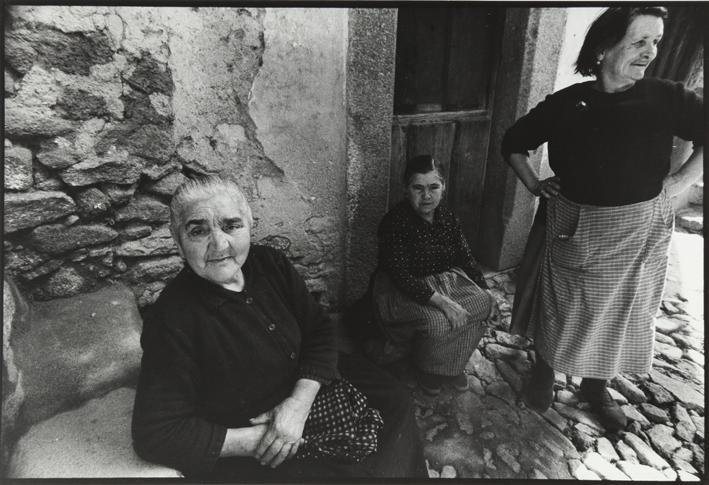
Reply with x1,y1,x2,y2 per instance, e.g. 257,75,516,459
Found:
249,378,321,468
430,292,471,328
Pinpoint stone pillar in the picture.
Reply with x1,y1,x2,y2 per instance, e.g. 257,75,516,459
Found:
344,8,398,303
478,8,567,270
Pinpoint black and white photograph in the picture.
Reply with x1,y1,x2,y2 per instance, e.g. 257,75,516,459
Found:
2,2,705,481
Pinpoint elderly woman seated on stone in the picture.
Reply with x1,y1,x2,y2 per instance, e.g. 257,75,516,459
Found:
131,175,427,480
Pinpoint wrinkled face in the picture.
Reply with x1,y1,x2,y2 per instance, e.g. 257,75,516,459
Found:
175,193,251,288
600,15,663,87
405,171,445,220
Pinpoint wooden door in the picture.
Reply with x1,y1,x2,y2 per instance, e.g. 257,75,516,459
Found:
391,7,503,253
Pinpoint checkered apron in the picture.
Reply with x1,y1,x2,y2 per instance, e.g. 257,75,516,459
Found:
373,268,492,376
535,191,674,379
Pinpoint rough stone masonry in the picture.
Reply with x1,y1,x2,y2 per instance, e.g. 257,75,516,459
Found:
4,6,348,310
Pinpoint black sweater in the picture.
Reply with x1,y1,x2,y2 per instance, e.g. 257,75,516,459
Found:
502,78,703,206
131,245,339,477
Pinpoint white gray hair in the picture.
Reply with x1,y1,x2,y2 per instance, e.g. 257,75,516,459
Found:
169,175,254,237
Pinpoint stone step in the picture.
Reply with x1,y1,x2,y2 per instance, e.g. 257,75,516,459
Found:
687,180,703,206
676,206,703,233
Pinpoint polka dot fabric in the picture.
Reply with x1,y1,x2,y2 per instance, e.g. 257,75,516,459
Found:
296,379,383,463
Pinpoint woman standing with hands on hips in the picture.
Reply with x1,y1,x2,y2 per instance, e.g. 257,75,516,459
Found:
502,6,703,431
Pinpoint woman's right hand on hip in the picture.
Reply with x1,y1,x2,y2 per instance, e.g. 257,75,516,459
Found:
532,176,561,199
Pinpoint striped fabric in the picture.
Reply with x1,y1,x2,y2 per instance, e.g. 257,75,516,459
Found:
373,268,492,376
535,191,674,379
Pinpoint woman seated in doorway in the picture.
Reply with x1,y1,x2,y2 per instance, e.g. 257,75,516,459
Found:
371,154,498,395
131,175,427,480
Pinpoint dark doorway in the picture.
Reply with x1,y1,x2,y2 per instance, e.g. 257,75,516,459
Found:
390,6,503,253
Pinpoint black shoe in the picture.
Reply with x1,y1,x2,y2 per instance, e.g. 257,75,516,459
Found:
417,370,443,396
523,357,555,412
580,378,627,432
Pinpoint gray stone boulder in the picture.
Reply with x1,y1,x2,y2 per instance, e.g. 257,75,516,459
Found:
60,151,143,187
145,171,186,196
35,266,87,299
114,195,170,224
4,144,33,191
649,370,703,412
4,191,76,233
126,256,183,282
30,223,118,254
12,283,142,427
5,100,76,137
36,143,81,170
7,387,181,478
114,226,178,257
76,187,112,217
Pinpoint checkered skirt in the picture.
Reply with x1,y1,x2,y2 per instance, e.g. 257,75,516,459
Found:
373,268,492,375
535,191,674,378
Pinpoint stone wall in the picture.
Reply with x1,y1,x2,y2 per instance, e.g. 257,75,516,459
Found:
4,6,350,309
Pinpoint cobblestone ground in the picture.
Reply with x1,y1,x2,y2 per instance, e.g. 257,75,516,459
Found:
388,225,704,480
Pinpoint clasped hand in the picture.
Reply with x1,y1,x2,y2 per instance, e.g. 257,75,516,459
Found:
440,296,471,329
249,396,309,468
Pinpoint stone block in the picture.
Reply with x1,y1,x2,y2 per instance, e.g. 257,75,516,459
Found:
55,86,110,120
19,260,63,282
76,187,112,217
119,223,152,241
639,403,669,424
654,341,682,362
610,375,647,404
4,191,76,233
621,404,651,426
552,402,604,431
622,432,671,470
643,381,674,405
37,144,81,170
596,437,620,463
7,387,181,478
145,171,186,196
59,151,142,186
8,28,113,77
125,52,174,95
12,283,142,426
646,424,681,460
4,144,34,191
96,124,173,163
583,452,629,480
616,461,668,480
114,195,169,224
30,223,118,254
4,245,44,273
5,100,75,137
114,226,178,257
101,182,137,205
126,256,183,283
36,266,87,299
650,370,703,412
655,316,688,335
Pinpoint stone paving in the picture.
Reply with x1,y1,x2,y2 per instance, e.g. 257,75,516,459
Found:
385,224,704,480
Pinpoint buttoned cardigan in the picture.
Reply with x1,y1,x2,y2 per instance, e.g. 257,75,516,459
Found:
131,245,339,477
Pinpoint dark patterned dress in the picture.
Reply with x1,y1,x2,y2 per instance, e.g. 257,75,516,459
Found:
374,201,492,376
